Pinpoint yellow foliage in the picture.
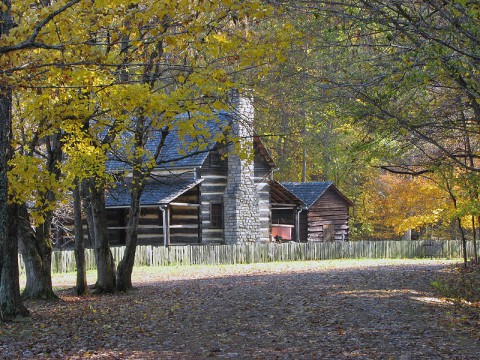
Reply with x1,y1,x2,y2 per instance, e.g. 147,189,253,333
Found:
7,154,64,225
4,0,289,223
357,173,451,238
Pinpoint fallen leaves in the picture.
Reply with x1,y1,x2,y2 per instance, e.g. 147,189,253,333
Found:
2,259,480,359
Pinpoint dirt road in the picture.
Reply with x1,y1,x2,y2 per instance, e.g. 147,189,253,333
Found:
2,260,479,359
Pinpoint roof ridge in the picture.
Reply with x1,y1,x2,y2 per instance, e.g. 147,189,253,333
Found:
279,181,333,209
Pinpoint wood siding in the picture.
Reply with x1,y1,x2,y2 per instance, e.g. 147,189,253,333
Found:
254,153,271,242
105,187,201,246
101,145,274,246
199,151,228,244
306,188,350,242
300,212,308,242
170,187,201,245
106,207,163,246
199,149,273,244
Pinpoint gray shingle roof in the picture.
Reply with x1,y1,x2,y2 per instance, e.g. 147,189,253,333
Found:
280,182,333,209
269,180,305,207
105,178,203,207
106,112,233,172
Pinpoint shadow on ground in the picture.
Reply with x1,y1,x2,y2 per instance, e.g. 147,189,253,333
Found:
2,262,479,359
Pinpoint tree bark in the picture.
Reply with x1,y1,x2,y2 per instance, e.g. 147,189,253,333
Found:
73,180,87,295
0,2,29,316
457,217,468,268
89,182,115,293
116,185,142,292
80,179,95,248
115,122,168,292
0,203,29,319
18,133,62,300
18,204,57,300
472,216,478,263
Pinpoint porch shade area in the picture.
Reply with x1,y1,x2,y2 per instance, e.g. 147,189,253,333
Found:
105,178,203,246
269,180,305,242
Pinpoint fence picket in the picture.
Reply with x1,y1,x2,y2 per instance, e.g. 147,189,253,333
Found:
18,240,473,274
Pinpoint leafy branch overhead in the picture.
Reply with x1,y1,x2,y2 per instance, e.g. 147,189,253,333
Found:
5,0,289,216
0,0,289,317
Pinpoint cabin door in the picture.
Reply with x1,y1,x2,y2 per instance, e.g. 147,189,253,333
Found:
323,221,334,242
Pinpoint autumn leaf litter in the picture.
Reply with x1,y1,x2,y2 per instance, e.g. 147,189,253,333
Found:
1,259,479,359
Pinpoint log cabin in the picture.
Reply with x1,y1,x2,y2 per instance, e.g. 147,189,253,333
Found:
279,182,353,242
99,93,352,246
104,93,281,246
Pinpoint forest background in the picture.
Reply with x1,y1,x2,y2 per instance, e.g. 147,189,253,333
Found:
0,0,478,319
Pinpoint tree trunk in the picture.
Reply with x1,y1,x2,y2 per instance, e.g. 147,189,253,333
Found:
116,187,142,292
457,217,468,268
89,183,115,293
80,178,98,290
473,216,480,263
115,119,167,292
18,132,62,300
18,204,57,300
0,41,28,317
80,179,95,248
402,229,412,241
74,181,87,295
471,216,478,263
0,203,29,319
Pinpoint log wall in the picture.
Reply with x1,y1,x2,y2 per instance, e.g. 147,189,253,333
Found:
72,146,274,247
105,187,201,246
254,153,272,242
306,187,350,242
170,187,201,245
199,149,272,244
199,151,228,244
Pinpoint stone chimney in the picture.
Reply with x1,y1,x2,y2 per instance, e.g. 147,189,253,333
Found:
223,90,260,244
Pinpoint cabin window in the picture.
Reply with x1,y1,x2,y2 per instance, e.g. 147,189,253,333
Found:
210,203,223,228
209,152,221,167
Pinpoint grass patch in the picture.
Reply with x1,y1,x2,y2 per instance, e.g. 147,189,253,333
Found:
19,258,458,292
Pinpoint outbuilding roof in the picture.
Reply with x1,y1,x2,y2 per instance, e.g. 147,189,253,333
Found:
269,180,305,207
280,181,353,209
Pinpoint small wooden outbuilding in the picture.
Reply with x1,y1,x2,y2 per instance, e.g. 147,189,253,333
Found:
280,182,353,242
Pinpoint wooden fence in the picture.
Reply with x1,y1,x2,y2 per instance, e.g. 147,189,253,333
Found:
18,239,473,274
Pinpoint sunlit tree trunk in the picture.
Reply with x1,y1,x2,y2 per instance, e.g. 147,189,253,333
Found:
18,134,61,300
116,183,142,292
73,180,87,295
88,182,115,293
18,204,56,300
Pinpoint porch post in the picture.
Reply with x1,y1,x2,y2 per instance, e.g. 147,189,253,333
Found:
295,207,302,242
166,206,170,246
160,205,170,247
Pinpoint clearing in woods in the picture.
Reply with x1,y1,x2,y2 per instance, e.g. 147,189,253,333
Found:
2,259,480,359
